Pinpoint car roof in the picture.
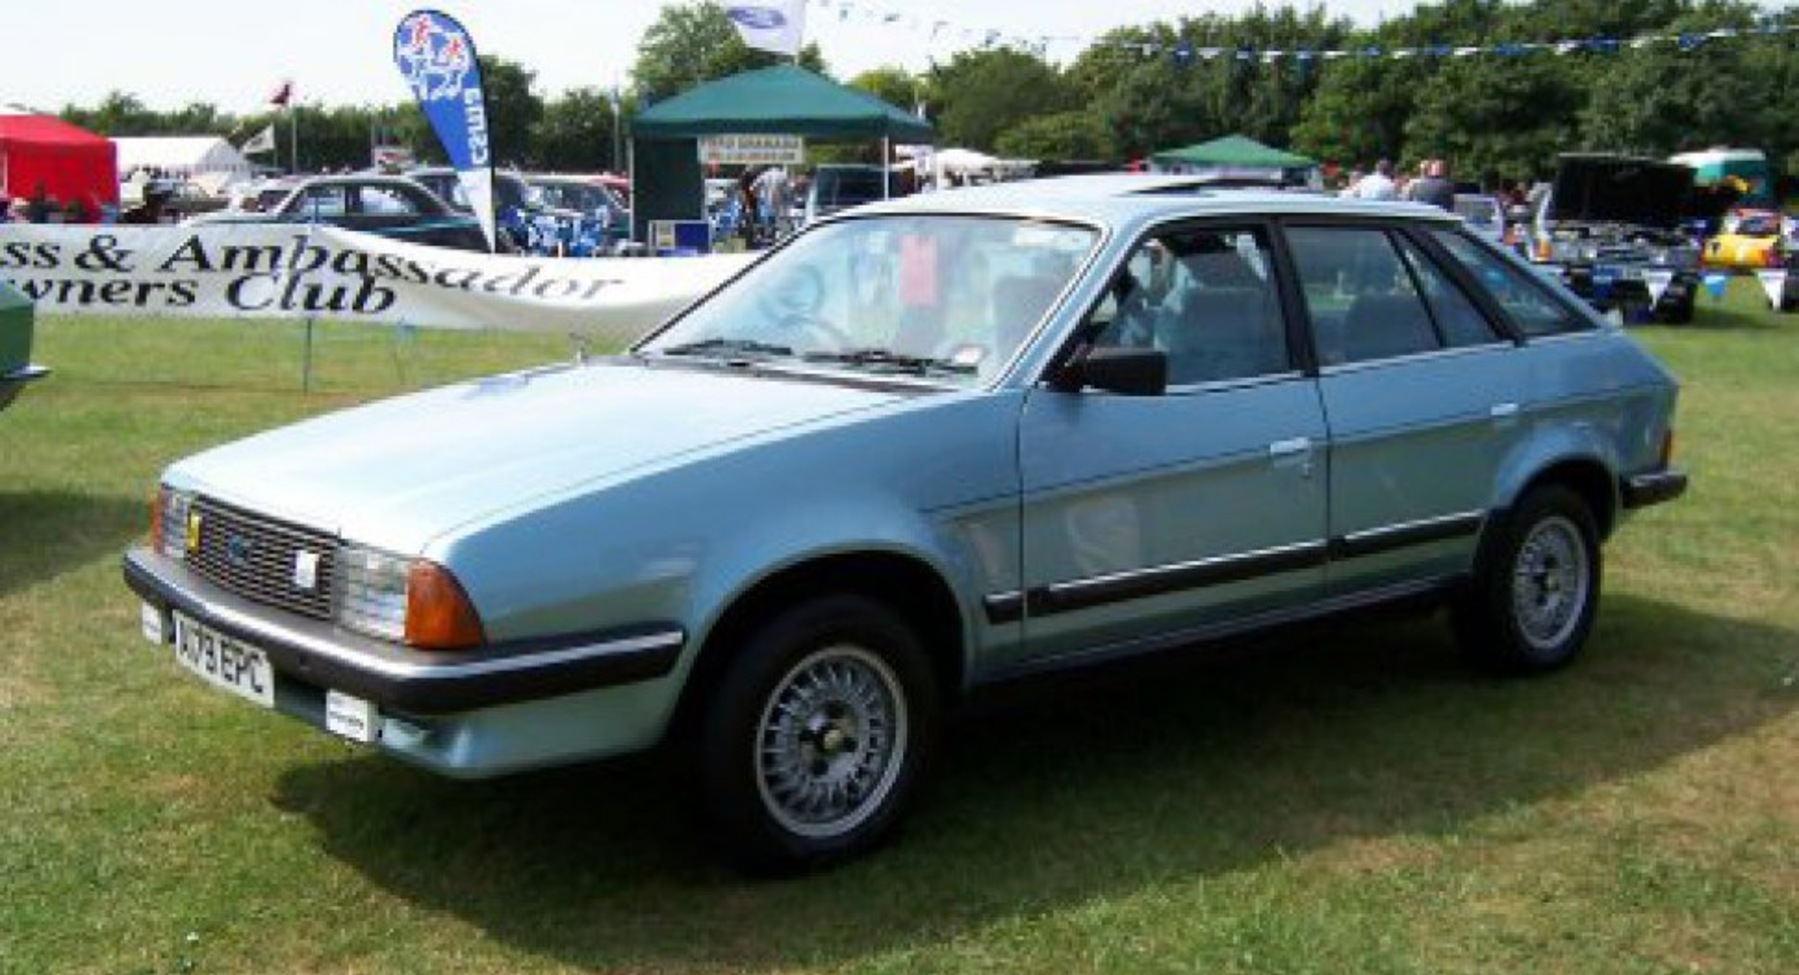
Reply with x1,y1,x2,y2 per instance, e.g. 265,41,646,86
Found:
849,174,1459,227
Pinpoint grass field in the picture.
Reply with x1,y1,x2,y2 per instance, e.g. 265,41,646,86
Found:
1,294,1794,975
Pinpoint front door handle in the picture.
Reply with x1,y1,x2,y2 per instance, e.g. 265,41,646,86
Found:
1269,437,1315,478
1490,402,1521,421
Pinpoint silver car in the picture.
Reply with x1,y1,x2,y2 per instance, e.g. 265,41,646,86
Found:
125,175,1688,872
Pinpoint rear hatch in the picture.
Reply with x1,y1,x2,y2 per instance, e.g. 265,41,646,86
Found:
1549,154,1695,229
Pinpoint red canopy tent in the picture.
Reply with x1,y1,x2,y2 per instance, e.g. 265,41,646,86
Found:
0,114,119,213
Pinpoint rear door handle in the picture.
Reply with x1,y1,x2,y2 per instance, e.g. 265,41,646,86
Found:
1269,437,1312,457
1490,402,1520,420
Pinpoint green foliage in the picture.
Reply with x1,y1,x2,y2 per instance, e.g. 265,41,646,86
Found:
927,48,1078,152
847,66,923,114
529,87,625,173
630,0,826,104
995,111,1115,161
477,56,545,169
42,0,1799,185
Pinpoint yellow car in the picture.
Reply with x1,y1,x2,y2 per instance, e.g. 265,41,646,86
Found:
1703,210,1788,270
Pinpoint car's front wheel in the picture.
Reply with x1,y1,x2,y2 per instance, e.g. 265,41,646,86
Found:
698,595,938,874
1453,485,1602,674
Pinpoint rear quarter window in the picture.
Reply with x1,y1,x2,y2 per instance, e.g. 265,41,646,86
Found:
1431,229,1591,338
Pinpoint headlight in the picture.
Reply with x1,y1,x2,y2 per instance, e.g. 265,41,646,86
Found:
336,545,485,650
336,545,409,641
153,486,195,561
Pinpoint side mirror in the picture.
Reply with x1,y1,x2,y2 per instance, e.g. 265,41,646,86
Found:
1054,345,1167,396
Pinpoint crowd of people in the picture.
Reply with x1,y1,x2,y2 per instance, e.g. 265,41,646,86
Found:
1335,158,1462,210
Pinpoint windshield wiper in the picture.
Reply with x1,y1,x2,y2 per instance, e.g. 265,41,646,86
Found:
659,338,795,359
801,347,978,375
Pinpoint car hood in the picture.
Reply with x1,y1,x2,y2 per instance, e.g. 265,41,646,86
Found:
169,359,908,553
1549,155,1695,229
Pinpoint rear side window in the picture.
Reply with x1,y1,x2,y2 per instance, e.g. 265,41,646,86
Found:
1286,226,1441,365
1431,229,1591,337
1394,236,1503,348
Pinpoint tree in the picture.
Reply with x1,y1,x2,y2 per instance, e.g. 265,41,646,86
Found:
532,87,623,172
848,67,923,115
928,48,1076,151
478,55,545,168
631,1,826,103
995,111,1115,161
1577,4,1799,163
1404,57,1588,186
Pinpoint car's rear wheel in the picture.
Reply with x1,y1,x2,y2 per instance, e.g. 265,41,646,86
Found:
1453,485,1601,675
698,595,938,874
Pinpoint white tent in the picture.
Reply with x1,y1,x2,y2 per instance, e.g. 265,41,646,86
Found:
113,136,253,191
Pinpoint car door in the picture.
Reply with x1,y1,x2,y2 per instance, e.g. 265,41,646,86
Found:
1282,222,1525,595
1005,223,1329,673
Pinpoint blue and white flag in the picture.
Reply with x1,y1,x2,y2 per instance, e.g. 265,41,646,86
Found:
394,10,497,252
724,0,807,57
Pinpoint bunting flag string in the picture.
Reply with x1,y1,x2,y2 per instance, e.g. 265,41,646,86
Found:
806,0,1795,71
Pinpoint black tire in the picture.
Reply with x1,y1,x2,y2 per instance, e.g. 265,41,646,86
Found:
1658,295,1695,325
1452,485,1602,675
697,594,939,875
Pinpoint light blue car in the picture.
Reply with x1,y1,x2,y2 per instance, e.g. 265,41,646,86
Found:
125,176,1688,872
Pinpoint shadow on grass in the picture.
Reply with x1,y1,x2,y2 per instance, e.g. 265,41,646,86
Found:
0,490,145,598
273,595,1795,971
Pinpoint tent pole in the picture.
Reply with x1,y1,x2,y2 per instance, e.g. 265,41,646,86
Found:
882,136,890,199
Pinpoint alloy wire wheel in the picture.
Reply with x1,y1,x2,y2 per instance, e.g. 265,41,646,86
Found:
699,594,937,874
754,645,907,839
1452,484,1601,675
1510,514,1591,652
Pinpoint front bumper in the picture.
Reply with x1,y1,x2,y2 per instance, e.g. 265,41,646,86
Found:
1556,265,1695,313
0,363,48,411
124,546,685,714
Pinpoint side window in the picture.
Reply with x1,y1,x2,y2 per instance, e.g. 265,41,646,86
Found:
293,186,347,218
1090,227,1289,384
1431,229,1591,337
1394,236,1503,348
357,186,421,216
1286,226,1441,365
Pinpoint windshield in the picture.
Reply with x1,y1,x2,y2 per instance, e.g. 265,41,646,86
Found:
639,214,1098,384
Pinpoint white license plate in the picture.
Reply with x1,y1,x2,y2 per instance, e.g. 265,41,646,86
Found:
172,613,275,708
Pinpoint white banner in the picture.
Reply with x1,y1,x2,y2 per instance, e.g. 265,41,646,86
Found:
1642,268,1674,308
0,224,753,343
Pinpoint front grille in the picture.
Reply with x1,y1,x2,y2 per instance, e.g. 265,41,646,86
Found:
188,497,336,621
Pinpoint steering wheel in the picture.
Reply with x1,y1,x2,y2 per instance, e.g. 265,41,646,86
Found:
761,265,852,350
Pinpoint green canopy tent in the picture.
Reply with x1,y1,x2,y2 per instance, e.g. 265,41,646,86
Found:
1149,135,1317,182
629,64,934,243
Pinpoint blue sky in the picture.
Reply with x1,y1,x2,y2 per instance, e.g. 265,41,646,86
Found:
4,0,1424,113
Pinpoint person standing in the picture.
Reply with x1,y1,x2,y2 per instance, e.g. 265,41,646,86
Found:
1348,159,1398,200
1409,159,1456,211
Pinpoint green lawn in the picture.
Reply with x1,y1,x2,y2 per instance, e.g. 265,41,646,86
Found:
1,296,1793,975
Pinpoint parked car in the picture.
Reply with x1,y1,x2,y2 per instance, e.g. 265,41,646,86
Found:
190,174,494,253
0,280,47,412
1528,153,1703,324
125,175,1689,873
1702,208,1787,271
410,166,581,255
525,174,630,254
1452,192,1506,244
801,163,903,225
